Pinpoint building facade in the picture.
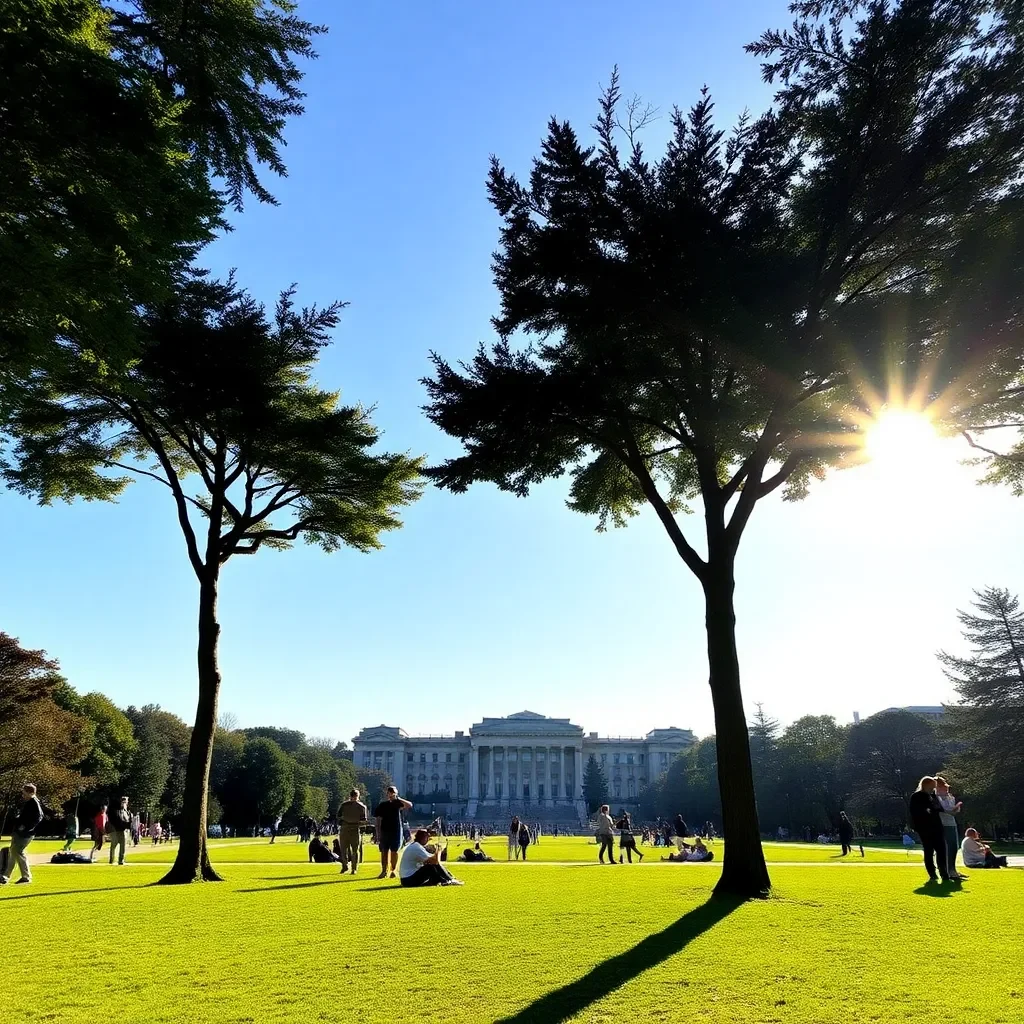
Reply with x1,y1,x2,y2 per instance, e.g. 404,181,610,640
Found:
352,710,695,820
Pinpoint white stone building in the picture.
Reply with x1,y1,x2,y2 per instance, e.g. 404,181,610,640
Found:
351,711,694,821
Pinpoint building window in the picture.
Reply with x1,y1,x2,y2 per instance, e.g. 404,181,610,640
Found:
420,753,426,763
613,753,620,765
626,754,634,765
627,778,635,798
406,775,414,790
432,752,438,763
458,753,465,764
407,753,414,763
362,753,371,767
639,754,644,765
613,779,621,798
446,752,452,763
600,754,607,764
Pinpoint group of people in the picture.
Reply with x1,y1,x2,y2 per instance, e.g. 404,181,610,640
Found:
594,805,646,863
909,775,1008,883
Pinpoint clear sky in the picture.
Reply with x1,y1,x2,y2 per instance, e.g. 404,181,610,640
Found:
2,0,1022,744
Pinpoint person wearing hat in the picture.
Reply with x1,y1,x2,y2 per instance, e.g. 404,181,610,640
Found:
398,829,463,887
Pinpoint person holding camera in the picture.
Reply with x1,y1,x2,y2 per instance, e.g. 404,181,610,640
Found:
373,786,412,879
398,829,463,887
338,788,367,874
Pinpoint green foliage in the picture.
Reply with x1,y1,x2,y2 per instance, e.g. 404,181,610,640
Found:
778,715,848,829
52,689,137,791
227,737,294,824
123,705,191,817
0,632,91,811
355,767,393,809
940,587,1024,825
582,754,609,812
246,726,306,756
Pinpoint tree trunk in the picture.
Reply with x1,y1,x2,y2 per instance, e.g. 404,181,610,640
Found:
703,559,771,898
159,572,224,883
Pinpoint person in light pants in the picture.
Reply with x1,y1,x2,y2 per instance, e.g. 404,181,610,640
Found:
1,784,44,885
108,796,132,865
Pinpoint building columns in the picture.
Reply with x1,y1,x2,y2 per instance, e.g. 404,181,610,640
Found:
544,748,552,805
487,747,495,800
469,745,479,801
501,747,508,803
574,747,583,800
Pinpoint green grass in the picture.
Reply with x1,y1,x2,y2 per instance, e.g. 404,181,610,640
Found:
4,838,1021,1023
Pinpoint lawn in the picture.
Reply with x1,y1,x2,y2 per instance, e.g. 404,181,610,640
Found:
4,839,1021,1023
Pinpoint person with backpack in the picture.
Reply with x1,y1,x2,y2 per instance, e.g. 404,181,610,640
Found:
108,796,132,865
89,803,108,862
0,783,44,885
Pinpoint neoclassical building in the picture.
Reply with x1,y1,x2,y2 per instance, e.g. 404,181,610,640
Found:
352,711,695,820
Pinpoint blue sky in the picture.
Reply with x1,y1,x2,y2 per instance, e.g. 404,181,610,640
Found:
3,0,1023,744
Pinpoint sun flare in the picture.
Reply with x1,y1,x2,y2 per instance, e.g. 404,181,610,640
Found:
864,408,939,468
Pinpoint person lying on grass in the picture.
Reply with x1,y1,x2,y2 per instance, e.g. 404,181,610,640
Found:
399,829,463,887
459,843,493,862
961,829,1009,869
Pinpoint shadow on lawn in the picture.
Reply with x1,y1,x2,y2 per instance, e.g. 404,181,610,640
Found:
497,896,742,1024
913,879,963,897
238,878,360,893
0,884,141,902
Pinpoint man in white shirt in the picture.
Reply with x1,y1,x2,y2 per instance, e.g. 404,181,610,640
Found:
398,829,463,887
961,828,1008,869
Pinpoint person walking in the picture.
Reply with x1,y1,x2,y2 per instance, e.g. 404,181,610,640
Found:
935,777,965,879
909,777,951,883
108,796,132,865
615,811,644,863
0,783,44,885
595,804,615,864
838,811,855,856
269,815,281,844
130,810,141,846
338,789,367,874
89,802,108,862
62,806,80,853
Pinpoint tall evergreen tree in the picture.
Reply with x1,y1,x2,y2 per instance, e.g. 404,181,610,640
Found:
582,754,609,813
940,587,1024,825
422,1,1024,896
5,277,422,882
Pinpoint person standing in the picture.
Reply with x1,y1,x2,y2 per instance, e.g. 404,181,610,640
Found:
269,815,281,844
89,802,108,862
838,811,855,856
517,819,531,861
673,813,689,852
108,797,132,866
130,809,141,846
373,786,411,879
595,804,615,864
935,777,964,879
909,777,951,883
338,789,367,875
0,783,44,885
615,811,644,863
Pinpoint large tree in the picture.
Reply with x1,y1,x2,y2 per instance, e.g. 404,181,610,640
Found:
422,1,1024,896
940,587,1024,827
5,277,422,881
227,736,294,828
582,754,609,813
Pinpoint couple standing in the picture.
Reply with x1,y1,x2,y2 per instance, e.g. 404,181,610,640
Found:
908,776,964,883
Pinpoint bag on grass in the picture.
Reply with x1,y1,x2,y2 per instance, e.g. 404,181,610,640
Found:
50,852,92,864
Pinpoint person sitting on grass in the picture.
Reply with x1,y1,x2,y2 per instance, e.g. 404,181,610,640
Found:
960,828,1008,869
686,837,713,861
399,829,463,887
459,843,493,862
308,836,339,863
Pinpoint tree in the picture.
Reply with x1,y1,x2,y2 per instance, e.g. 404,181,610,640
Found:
124,705,192,821
940,587,1024,827
294,742,355,815
227,737,294,828
53,688,137,792
5,277,422,881
749,705,785,829
843,711,945,827
246,726,306,756
582,754,609,812
0,633,91,820
422,3,1024,896
332,741,353,762
779,715,848,830
2,0,324,510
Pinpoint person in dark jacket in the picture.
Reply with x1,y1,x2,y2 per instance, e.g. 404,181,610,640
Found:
1,783,44,885
615,811,644,863
108,796,132,866
838,811,856,856
908,776,951,883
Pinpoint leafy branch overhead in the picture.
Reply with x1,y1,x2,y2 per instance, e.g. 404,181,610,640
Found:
4,275,424,579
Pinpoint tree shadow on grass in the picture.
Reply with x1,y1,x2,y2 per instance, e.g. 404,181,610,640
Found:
0,884,141,902
357,885,404,892
497,896,742,1024
237,878,359,893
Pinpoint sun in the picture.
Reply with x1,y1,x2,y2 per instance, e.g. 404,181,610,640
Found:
864,408,939,469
